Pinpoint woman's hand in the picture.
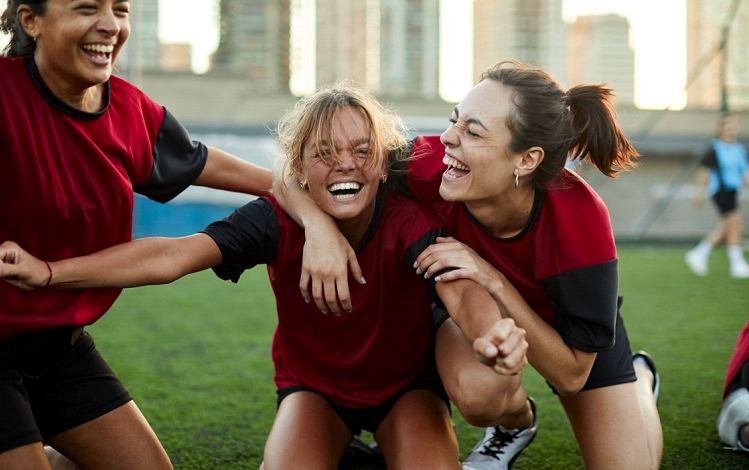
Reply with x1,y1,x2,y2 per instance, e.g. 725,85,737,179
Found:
300,223,364,315
473,317,529,376
0,241,50,290
414,237,504,291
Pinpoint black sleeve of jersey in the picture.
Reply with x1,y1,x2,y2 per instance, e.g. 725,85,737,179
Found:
200,198,279,283
403,227,451,308
539,259,619,352
700,147,718,169
134,107,208,203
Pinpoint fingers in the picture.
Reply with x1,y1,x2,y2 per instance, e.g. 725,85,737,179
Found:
323,281,343,316
300,271,351,315
414,243,473,278
299,270,312,304
473,319,528,376
347,249,365,286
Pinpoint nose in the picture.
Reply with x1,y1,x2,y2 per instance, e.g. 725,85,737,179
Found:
441,124,457,148
97,6,124,37
336,151,358,171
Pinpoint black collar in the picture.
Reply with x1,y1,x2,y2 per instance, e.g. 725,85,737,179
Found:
24,55,110,121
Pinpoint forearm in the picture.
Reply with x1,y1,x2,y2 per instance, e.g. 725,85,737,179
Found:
693,168,710,195
436,279,504,342
484,279,594,395
49,235,220,289
272,154,336,229
193,146,272,196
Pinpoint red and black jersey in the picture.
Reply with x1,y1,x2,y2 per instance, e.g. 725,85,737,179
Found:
202,194,448,408
725,320,749,398
405,136,618,352
0,56,207,342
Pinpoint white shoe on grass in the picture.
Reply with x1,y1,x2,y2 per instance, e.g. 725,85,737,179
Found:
717,388,749,451
685,250,709,276
462,398,537,470
730,261,749,279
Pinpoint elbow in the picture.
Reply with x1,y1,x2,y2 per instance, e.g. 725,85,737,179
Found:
548,369,590,397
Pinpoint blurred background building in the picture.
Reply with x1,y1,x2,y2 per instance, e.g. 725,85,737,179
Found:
473,0,566,88
211,0,291,94
567,14,635,105
3,0,746,241
687,0,749,110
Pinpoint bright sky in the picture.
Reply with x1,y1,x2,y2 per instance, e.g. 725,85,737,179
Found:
0,0,687,109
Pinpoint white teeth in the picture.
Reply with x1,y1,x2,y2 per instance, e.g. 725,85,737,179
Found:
82,44,114,53
328,182,361,192
442,155,469,171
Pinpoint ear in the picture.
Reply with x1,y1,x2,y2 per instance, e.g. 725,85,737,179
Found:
291,160,307,187
380,156,390,179
518,146,544,176
17,5,42,40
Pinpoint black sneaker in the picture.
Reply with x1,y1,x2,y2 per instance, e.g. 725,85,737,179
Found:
462,398,537,470
338,437,379,469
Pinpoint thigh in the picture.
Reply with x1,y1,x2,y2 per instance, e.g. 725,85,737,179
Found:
45,401,171,470
0,443,53,470
435,319,526,426
263,391,351,470
559,383,659,470
374,390,460,470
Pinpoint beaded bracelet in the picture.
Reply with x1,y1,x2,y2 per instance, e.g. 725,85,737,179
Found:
43,261,52,288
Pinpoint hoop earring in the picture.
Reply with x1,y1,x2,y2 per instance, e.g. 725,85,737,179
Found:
514,172,519,189
381,174,388,183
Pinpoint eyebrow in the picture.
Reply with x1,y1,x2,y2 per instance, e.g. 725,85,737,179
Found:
318,137,370,147
453,107,488,132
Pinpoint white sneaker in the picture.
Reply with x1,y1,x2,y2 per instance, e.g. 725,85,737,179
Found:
730,261,749,279
633,350,660,405
685,250,709,276
462,398,537,470
717,388,749,450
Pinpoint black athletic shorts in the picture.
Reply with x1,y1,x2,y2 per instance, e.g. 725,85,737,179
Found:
712,188,739,215
0,327,132,454
277,361,449,436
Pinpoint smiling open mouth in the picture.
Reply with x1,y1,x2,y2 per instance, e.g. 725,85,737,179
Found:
328,182,362,200
442,155,470,179
81,44,114,61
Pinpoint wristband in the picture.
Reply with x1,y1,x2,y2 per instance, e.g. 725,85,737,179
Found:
43,261,52,288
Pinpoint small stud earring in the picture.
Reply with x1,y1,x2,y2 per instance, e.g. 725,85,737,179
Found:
299,180,308,189
381,174,388,183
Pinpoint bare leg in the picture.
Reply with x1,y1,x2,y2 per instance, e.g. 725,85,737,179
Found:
723,212,742,247
374,389,460,470
45,401,172,470
559,378,662,470
0,443,53,470
435,319,530,428
262,391,351,470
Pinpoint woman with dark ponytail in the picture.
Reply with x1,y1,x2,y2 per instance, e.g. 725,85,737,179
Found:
0,0,271,468
275,60,663,469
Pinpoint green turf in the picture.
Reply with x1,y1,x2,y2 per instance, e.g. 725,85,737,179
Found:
87,245,749,469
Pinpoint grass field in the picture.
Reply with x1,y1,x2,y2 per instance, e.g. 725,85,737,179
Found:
86,244,749,469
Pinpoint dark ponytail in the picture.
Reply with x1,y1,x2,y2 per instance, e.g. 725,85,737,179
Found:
1,0,47,58
479,60,639,189
566,84,639,177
